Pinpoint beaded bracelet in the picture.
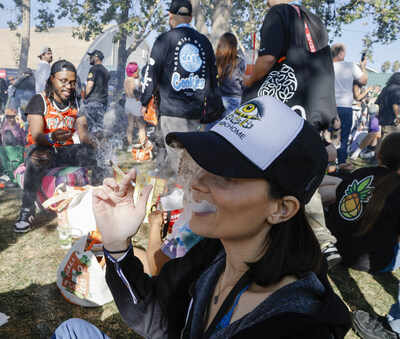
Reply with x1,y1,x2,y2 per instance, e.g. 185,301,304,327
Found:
46,133,55,144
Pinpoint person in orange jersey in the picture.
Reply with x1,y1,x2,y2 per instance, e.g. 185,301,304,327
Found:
14,60,96,233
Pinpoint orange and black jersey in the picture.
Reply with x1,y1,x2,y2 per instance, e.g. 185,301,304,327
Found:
25,93,79,147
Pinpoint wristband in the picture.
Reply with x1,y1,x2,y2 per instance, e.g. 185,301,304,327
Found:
103,244,132,254
46,132,55,144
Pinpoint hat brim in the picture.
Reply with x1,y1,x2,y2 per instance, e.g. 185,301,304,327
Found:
166,131,265,179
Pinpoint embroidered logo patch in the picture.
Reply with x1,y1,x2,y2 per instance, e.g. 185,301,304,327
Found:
87,73,93,79
338,175,374,221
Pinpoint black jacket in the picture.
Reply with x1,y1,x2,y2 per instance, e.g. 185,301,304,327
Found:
141,25,224,123
105,238,351,339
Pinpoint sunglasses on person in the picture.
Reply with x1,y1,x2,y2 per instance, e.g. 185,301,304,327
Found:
5,115,16,119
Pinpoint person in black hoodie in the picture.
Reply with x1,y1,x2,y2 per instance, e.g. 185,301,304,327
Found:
53,96,351,339
140,0,224,176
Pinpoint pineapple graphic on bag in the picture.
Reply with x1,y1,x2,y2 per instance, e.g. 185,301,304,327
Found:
339,175,374,221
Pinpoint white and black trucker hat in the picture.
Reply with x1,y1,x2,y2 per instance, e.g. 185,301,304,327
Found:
166,96,328,203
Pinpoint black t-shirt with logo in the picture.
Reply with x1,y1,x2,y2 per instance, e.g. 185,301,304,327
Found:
376,84,400,126
258,4,328,60
326,166,400,272
86,64,110,106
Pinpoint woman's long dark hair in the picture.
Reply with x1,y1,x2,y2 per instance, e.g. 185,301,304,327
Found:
357,132,400,235
246,181,323,287
215,32,239,83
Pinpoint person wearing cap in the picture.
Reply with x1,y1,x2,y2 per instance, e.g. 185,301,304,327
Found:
140,0,224,177
81,49,110,134
36,46,53,93
9,68,35,115
14,60,95,233
53,96,351,338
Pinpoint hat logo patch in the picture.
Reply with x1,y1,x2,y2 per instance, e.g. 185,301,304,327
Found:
258,64,298,103
216,101,263,140
224,102,263,129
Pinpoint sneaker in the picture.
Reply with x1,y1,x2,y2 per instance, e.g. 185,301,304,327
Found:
0,174,10,181
352,310,398,339
14,207,36,233
360,150,375,159
4,181,18,188
321,244,343,269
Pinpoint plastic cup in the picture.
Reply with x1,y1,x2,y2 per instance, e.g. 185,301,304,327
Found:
70,228,83,241
245,50,257,75
58,226,72,250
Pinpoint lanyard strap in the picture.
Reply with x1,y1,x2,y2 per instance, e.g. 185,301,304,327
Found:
291,5,316,53
201,273,252,339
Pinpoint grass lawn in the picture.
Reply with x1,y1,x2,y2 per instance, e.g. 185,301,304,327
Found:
0,152,396,338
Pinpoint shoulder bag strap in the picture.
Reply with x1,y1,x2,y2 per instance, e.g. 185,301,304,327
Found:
291,5,316,53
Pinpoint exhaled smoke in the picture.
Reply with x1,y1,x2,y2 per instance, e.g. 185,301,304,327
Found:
185,200,218,213
88,102,125,170
176,149,202,206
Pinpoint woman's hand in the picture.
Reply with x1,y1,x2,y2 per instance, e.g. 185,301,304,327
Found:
92,169,153,251
15,115,24,125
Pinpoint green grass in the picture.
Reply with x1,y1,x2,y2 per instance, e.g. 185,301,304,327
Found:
0,152,394,338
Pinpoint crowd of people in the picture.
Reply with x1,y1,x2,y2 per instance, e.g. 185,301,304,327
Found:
1,0,400,338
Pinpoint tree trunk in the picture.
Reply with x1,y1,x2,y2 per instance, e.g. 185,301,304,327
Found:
115,1,130,102
210,0,232,48
115,31,127,102
19,0,30,75
191,0,209,38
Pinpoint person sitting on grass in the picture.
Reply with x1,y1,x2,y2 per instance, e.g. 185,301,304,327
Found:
0,108,27,187
1,108,26,146
53,96,351,338
14,60,96,233
326,132,400,273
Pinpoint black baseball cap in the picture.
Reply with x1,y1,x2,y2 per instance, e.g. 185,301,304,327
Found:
23,68,33,75
168,0,192,16
87,49,104,61
166,96,328,204
51,60,77,75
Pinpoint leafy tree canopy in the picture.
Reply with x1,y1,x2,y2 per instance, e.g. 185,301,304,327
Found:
381,60,391,73
392,60,400,73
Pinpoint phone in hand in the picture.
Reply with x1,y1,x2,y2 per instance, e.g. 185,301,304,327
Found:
361,52,366,61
